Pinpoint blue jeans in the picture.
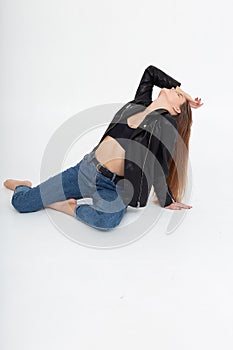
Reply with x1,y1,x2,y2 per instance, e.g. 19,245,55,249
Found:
11,150,128,231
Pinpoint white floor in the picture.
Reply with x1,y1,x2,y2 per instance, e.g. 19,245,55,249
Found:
1,105,233,350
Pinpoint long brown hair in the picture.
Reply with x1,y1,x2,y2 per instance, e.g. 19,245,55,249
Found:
166,100,193,203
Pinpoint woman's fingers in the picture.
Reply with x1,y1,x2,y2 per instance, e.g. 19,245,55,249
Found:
176,202,192,209
166,202,192,210
189,99,204,109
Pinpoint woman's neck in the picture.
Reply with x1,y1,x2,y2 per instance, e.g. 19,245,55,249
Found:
146,98,176,116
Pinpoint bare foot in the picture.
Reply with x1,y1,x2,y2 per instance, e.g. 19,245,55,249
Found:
46,198,77,217
3,179,32,191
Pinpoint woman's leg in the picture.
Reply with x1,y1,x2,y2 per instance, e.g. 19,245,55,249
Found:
39,155,128,230
5,153,94,213
4,151,128,230
43,158,128,230
4,179,77,216
73,171,128,231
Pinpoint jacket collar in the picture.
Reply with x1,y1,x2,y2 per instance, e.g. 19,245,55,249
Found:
124,103,178,137
125,107,168,139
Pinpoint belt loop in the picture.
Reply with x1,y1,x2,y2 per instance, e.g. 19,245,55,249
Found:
111,173,116,182
90,150,95,160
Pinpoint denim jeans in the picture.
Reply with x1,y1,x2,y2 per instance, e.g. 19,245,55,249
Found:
11,150,128,230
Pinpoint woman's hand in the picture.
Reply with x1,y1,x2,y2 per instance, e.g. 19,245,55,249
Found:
164,201,192,210
175,86,203,109
188,97,203,109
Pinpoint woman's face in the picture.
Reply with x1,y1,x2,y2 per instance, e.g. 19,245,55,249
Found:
160,87,186,108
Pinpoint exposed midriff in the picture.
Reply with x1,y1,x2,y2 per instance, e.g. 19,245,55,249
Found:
94,111,148,176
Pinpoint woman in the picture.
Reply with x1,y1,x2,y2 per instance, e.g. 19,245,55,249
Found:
3,65,203,231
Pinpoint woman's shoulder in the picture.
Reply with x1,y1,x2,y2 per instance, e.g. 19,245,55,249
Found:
146,109,178,131
161,112,178,130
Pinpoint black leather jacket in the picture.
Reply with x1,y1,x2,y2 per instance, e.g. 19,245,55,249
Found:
91,65,181,208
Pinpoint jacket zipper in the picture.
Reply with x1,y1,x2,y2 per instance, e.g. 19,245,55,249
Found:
137,119,157,207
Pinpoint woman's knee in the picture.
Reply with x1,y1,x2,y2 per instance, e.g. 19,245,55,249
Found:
75,204,125,230
11,185,45,213
11,190,38,213
11,194,26,213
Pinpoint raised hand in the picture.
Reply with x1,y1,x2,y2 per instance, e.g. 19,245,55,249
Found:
189,97,203,109
175,86,204,109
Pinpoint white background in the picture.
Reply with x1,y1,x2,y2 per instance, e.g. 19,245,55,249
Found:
1,0,233,349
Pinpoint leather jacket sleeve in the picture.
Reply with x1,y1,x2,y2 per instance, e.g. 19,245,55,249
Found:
133,65,181,105
151,117,178,207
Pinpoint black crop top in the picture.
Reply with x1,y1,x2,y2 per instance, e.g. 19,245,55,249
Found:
106,121,137,150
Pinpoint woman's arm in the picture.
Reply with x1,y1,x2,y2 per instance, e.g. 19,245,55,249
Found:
132,65,181,105
150,117,178,207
